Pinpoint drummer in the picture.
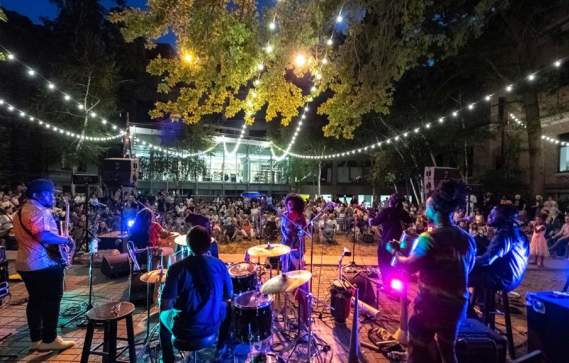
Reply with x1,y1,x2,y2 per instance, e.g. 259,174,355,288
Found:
185,213,219,259
160,226,233,363
280,193,309,323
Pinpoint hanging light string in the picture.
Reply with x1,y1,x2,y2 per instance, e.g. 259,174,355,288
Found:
269,3,348,161
132,136,220,159
0,44,125,134
0,96,124,141
275,56,567,160
508,112,567,146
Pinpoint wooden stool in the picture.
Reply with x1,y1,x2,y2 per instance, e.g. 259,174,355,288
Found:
80,301,137,363
482,289,516,359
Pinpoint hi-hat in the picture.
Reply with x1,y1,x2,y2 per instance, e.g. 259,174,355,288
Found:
261,270,312,294
248,243,291,258
174,234,188,246
140,269,167,284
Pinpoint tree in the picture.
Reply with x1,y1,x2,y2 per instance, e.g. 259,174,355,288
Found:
0,9,7,60
111,0,499,137
459,0,569,195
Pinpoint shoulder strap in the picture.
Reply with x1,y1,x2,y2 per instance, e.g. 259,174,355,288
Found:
17,207,35,238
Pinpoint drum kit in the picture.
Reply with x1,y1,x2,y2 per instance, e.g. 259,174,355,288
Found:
132,234,327,362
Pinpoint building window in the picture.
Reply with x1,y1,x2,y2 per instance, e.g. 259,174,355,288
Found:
560,133,569,173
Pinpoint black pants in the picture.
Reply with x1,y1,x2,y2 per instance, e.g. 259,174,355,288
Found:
19,266,65,343
408,295,466,363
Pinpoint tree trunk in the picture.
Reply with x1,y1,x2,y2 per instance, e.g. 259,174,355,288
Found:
523,89,543,196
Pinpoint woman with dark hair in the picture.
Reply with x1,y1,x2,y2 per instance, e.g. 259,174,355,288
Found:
160,226,233,363
390,180,476,363
281,193,307,271
129,208,175,250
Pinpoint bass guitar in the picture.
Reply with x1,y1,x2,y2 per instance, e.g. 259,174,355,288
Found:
48,196,75,267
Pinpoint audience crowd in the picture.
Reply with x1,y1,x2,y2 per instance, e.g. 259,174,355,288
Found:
0,185,568,266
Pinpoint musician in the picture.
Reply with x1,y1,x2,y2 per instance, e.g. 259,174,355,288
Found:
390,180,476,363
281,193,307,271
280,193,310,323
469,205,529,293
369,193,413,284
128,207,175,250
185,212,219,258
160,226,233,362
13,179,75,351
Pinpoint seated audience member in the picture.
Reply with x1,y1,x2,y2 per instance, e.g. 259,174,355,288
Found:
470,205,529,293
549,214,569,258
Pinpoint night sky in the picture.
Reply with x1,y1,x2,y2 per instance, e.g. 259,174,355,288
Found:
0,0,147,24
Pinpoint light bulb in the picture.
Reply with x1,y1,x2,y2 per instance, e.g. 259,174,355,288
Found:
336,14,343,23
294,53,307,68
269,21,276,30
326,38,333,46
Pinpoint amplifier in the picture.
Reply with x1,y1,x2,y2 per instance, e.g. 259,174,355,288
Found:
526,291,569,363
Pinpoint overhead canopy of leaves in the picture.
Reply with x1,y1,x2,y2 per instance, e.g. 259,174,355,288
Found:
111,0,499,138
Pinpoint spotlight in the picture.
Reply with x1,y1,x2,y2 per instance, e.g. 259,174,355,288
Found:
127,219,135,228
390,278,404,293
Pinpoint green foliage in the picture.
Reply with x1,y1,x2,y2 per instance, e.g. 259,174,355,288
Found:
111,0,499,137
0,8,6,61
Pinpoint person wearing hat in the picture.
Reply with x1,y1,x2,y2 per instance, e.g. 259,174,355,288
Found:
13,179,75,352
469,204,530,293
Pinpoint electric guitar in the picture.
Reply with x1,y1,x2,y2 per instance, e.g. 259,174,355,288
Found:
47,196,75,267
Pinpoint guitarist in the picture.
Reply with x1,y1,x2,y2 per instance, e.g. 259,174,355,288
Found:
13,179,75,352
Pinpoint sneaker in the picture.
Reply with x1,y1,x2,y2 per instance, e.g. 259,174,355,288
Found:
30,340,41,351
37,336,75,351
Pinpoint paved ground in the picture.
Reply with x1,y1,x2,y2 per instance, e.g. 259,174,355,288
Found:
0,244,567,362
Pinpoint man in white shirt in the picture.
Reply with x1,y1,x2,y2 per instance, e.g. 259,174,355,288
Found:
13,179,75,352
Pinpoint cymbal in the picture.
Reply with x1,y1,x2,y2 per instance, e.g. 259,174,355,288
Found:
248,243,291,258
261,270,312,294
174,234,188,246
140,269,167,284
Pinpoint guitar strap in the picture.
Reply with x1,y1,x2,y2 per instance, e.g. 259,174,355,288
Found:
17,206,51,250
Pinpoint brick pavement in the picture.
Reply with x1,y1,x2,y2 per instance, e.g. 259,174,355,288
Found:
0,255,567,362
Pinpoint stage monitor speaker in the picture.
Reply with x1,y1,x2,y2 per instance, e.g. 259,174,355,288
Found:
526,291,569,363
102,158,139,187
129,272,155,306
101,253,131,279
72,174,99,185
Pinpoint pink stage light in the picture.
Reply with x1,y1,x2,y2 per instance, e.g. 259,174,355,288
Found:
390,278,404,293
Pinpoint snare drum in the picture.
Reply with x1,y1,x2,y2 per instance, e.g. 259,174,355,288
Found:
228,262,258,295
232,291,273,343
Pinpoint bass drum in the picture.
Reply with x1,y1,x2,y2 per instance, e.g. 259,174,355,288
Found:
232,291,273,343
246,352,284,363
228,262,258,295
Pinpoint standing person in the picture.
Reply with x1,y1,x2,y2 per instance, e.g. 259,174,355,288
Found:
530,213,549,267
390,180,476,363
369,194,413,285
13,179,75,351
280,194,309,323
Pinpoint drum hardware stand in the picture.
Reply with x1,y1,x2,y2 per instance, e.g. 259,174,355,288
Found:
286,292,329,363
138,248,165,363
60,237,98,328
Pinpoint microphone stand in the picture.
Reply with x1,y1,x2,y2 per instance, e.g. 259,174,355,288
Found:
60,236,98,328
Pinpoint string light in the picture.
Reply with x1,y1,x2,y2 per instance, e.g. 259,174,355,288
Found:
0,43,126,134
0,97,124,142
274,54,569,160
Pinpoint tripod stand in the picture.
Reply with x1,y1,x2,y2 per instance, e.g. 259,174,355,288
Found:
286,291,330,363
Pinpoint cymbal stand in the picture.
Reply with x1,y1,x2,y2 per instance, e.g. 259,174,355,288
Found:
286,292,329,363
140,248,164,363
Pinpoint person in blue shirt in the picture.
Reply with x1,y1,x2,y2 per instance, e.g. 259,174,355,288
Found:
159,226,233,363
391,180,476,363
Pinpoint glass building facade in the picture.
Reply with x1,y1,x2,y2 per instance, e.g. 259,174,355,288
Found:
131,127,289,185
